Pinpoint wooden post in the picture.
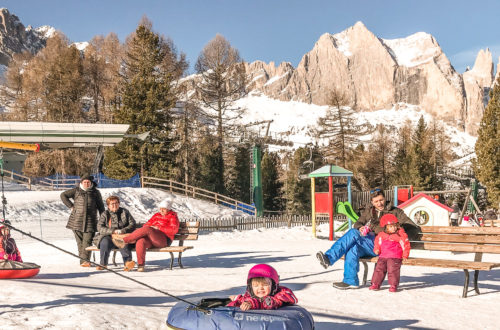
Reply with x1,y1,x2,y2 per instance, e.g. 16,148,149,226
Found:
311,177,316,238
328,176,334,241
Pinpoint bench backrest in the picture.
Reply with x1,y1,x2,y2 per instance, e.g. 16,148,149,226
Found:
174,221,200,241
411,226,500,254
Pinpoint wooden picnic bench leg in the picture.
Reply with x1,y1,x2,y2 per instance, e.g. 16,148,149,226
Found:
178,252,184,269
169,252,174,270
361,261,368,286
462,269,470,298
473,270,480,295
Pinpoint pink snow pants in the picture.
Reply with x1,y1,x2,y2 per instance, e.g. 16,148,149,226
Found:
123,226,170,266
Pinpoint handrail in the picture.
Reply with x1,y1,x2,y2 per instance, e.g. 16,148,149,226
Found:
142,176,256,215
0,169,32,190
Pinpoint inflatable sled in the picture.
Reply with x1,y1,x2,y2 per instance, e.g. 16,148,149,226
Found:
167,298,314,330
0,260,40,279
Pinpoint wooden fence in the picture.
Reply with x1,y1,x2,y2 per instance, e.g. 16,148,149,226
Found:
0,169,32,189
194,214,348,232
142,176,256,216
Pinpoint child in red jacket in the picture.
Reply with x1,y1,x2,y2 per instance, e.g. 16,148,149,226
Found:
227,264,297,310
369,214,410,292
0,221,22,262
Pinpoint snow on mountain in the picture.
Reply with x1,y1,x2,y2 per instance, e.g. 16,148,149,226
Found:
234,93,476,157
383,32,441,67
73,41,89,51
34,25,56,39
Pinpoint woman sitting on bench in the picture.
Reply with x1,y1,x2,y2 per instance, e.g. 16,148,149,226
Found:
114,199,179,272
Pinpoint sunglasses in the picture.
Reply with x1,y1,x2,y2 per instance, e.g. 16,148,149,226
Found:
370,188,382,194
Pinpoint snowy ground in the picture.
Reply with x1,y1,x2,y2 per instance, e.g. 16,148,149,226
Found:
2,188,500,329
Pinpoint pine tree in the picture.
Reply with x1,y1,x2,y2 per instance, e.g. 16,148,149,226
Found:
474,78,500,207
195,34,246,193
225,144,251,203
390,121,413,186
408,116,435,190
196,131,225,193
262,151,284,212
317,89,371,167
103,18,187,179
284,147,324,214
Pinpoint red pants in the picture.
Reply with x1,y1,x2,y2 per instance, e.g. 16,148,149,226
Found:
123,226,170,266
370,257,402,290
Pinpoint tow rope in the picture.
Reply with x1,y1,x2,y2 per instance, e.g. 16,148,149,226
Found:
2,220,210,313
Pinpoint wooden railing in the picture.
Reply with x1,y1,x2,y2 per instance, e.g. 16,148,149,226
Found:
36,177,80,190
196,214,347,231
0,169,32,189
142,176,256,216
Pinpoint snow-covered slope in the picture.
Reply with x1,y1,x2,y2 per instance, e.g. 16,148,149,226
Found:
3,187,250,223
234,93,476,158
3,188,500,329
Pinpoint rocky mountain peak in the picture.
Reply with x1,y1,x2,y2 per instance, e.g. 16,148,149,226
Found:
0,7,51,66
467,48,494,88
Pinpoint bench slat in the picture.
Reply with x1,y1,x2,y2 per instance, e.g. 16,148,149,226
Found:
411,241,500,253
85,246,193,253
174,234,198,240
177,227,199,234
349,256,500,270
421,226,500,234
359,257,500,270
420,233,500,244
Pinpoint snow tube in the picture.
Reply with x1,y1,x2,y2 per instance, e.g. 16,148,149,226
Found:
0,260,40,279
166,298,314,330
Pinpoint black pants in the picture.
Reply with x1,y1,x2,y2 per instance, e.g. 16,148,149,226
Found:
98,235,132,265
72,230,94,264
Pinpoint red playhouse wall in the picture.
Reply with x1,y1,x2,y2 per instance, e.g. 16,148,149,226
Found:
397,187,413,205
315,192,330,213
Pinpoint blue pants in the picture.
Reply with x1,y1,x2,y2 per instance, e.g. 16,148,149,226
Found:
324,228,377,286
99,235,132,265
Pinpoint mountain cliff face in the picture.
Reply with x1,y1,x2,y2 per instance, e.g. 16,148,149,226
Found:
244,22,496,136
0,8,496,136
0,8,53,66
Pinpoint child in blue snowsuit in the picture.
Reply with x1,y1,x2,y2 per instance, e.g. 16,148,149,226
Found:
316,189,420,289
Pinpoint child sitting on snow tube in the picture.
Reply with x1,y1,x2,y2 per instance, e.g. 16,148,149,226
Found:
227,263,297,310
0,221,22,262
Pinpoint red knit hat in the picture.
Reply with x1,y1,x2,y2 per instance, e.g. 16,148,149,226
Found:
380,214,398,227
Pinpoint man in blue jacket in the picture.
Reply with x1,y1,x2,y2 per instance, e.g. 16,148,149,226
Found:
316,188,420,289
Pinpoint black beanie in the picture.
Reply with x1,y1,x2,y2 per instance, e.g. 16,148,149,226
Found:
80,174,93,182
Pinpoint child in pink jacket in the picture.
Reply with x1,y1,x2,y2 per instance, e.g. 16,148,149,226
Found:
0,221,22,262
369,214,410,292
227,264,297,310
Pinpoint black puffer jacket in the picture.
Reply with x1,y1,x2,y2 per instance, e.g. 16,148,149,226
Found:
61,182,105,233
354,203,421,240
94,208,136,247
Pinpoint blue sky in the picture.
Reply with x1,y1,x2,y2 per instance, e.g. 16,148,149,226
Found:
3,0,499,74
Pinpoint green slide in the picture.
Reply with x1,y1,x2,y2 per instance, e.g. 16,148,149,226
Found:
335,201,359,232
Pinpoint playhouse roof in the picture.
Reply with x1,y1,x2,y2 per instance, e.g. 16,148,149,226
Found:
308,165,353,178
398,193,453,212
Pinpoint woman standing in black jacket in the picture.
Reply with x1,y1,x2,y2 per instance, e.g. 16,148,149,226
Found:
61,174,105,267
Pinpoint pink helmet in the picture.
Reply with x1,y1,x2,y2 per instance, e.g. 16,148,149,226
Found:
380,214,398,227
247,264,280,296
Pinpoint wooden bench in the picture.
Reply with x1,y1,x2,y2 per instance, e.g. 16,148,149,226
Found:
358,226,500,297
86,221,199,270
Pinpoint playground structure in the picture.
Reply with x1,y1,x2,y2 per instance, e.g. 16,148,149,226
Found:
308,165,353,240
306,161,487,233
